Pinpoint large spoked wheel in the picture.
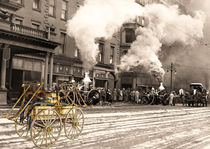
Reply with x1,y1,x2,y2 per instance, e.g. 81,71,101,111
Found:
15,105,30,139
30,109,62,148
64,107,84,140
87,89,100,105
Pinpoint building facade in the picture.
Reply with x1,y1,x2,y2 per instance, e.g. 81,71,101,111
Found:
0,0,118,105
118,0,188,90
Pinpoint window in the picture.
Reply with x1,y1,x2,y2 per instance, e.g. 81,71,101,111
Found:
15,18,23,25
98,43,104,63
136,16,145,26
49,0,55,17
121,50,128,57
33,0,40,10
110,46,115,64
31,23,40,30
61,0,67,20
125,28,136,43
76,1,80,8
59,32,66,54
74,48,80,58
141,18,145,26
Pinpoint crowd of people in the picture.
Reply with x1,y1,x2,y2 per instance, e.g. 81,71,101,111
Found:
96,87,189,106
97,87,167,105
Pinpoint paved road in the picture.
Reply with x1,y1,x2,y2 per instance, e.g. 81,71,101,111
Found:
1,103,210,149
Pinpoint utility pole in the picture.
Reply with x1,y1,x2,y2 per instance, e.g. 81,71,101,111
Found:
168,62,176,92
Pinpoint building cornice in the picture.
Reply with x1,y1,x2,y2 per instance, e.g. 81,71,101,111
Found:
0,0,23,11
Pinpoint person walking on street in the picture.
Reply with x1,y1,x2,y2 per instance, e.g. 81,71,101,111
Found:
113,88,117,102
122,88,126,101
101,88,106,103
169,91,175,106
117,89,120,101
135,90,140,103
119,89,123,101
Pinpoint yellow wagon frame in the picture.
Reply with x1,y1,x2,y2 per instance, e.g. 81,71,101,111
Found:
1,82,85,148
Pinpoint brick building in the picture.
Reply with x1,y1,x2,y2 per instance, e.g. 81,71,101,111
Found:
0,0,118,105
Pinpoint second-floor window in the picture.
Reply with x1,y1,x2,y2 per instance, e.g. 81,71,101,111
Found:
59,32,66,54
74,48,80,58
125,28,136,43
15,18,23,25
49,0,55,17
31,23,40,30
110,46,115,64
98,43,104,63
33,0,40,10
61,0,67,20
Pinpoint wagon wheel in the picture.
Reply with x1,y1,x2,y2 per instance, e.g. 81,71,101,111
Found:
64,107,84,140
15,105,30,139
141,96,149,105
15,117,30,139
30,109,62,148
87,89,100,105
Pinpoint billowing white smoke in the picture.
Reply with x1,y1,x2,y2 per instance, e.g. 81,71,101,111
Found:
120,27,164,79
120,3,205,80
67,0,142,71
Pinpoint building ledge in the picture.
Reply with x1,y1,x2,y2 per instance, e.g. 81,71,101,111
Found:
54,55,75,65
96,63,114,69
0,0,24,11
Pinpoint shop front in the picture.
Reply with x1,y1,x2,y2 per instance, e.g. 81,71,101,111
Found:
94,70,107,89
6,56,44,104
72,66,83,83
53,64,72,84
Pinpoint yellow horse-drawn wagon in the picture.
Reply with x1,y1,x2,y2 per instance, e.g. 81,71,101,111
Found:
2,82,85,148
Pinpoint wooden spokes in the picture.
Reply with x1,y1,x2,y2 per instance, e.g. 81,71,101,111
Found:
30,109,62,148
15,117,30,139
64,107,84,140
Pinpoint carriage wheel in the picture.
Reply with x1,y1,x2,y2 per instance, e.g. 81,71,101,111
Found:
87,90,100,105
64,107,84,140
15,105,30,139
141,96,149,105
15,117,30,139
30,109,62,148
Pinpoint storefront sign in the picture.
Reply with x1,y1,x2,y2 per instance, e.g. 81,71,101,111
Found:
13,58,23,69
95,73,106,80
73,67,82,77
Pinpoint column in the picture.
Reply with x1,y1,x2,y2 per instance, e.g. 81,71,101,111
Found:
8,54,13,89
92,70,95,89
1,58,6,89
1,45,10,90
44,53,49,91
49,53,54,90
104,71,109,90
133,77,137,90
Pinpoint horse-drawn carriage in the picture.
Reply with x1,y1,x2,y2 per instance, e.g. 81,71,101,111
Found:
183,83,208,107
2,82,85,148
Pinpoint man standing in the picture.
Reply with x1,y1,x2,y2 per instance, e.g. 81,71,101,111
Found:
169,91,175,106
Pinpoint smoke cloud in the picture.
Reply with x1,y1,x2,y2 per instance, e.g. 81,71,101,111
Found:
67,0,142,71
120,3,205,80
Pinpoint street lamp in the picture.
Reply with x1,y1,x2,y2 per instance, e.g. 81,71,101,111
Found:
167,62,176,92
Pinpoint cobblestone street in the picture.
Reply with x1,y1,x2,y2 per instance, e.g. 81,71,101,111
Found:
1,103,210,149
